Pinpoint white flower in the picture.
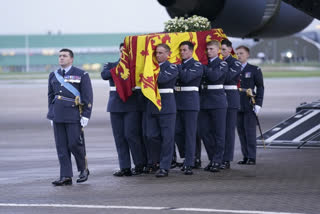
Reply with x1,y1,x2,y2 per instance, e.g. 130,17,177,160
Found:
164,15,211,32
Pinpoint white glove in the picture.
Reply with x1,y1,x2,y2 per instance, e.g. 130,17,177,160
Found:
254,105,261,115
50,120,53,127
80,117,89,128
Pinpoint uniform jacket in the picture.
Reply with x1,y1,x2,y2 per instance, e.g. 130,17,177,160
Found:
101,61,143,112
224,55,242,109
147,61,178,114
239,63,264,112
200,57,228,109
175,58,203,111
47,66,93,123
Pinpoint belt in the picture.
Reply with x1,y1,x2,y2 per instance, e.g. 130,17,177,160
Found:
174,86,199,92
159,88,174,93
110,86,141,91
55,95,75,102
224,85,238,90
206,84,224,90
133,86,141,91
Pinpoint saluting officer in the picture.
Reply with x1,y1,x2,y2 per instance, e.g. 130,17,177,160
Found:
220,39,242,169
175,41,203,175
145,44,179,177
198,40,228,172
236,45,264,165
101,43,145,177
48,48,93,186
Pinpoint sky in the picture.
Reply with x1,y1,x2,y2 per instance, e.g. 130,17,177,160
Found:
1,0,170,35
1,0,319,35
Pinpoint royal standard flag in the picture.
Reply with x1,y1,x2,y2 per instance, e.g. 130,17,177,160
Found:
111,29,230,110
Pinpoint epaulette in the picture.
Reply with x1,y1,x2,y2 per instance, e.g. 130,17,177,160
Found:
234,61,242,67
170,64,177,69
220,61,228,66
164,70,172,75
194,62,202,67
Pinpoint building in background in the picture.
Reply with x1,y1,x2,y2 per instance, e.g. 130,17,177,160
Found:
250,32,320,63
1,31,320,73
0,33,134,72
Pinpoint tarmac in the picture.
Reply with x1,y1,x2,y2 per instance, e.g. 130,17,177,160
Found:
0,77,319,214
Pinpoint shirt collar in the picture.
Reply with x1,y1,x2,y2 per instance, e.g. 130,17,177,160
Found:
61,65,72,74
241,62,248,70
183,57,193,64
209,56,219,62
159,61,166,66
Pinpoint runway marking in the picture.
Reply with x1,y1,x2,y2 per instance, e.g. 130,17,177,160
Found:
0,203,305,214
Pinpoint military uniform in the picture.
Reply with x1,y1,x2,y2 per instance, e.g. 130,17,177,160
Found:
175,58,203,169
146,61,178,171
237,63,264,162
198,57,228,169
222,55,242,166
101,62,145,172
47,66,93,178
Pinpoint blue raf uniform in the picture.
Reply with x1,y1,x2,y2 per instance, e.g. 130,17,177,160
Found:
47,66,93,178
146,61,178,170
222,55,242,167
101,61,145,172
237,63,264,162
175,58,203,168
198,57,228,168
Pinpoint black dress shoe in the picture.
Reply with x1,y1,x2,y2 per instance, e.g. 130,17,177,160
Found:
237,158,248,165
193,159,202,169
77,169,89,183
113,168,132,177
155,169,168,177
52,177,72,186
132,165,144,175
184,166,193,175
204,162,212,171
143,164,156,174
176,160,184,168
247,158,256,165
220,161,230,169
210,162,220,173
144,163,159,174
170,160,177,169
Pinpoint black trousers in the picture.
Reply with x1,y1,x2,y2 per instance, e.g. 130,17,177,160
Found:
237,111,257,160
53,122,86,177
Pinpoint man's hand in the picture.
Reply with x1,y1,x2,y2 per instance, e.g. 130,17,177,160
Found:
80,117,89,128
50,120,53,127
254,105,261,115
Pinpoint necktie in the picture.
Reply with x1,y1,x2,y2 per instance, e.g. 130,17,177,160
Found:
62,69,66,77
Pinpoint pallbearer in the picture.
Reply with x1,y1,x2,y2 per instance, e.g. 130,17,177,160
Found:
198,40,228,172
220,39,242,169
175,41,203,175
146,44,179,177
101,43,145,177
